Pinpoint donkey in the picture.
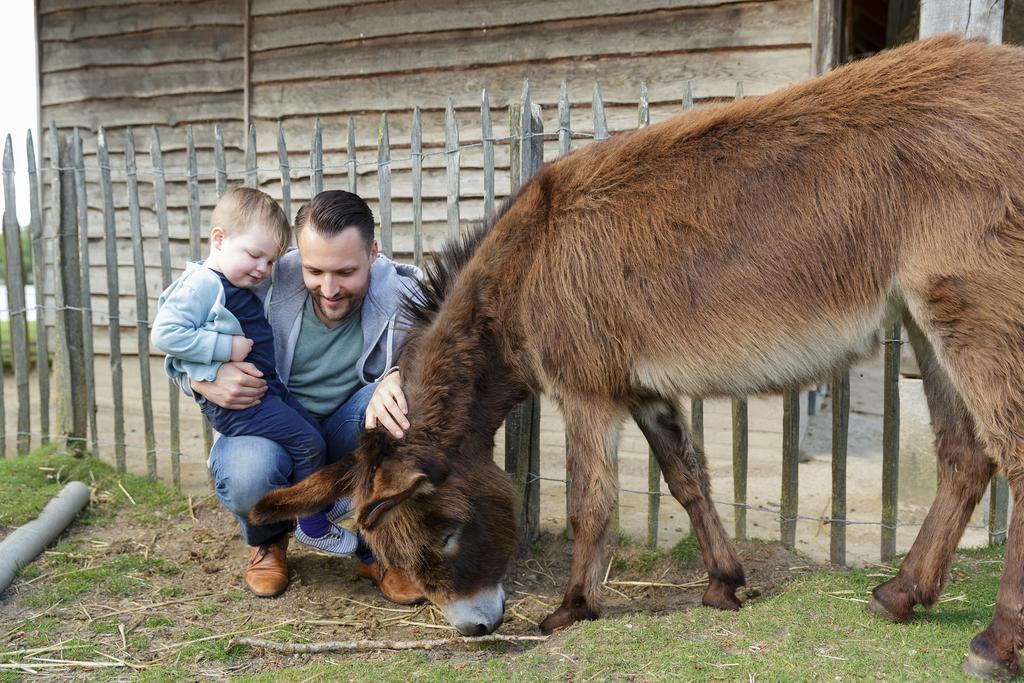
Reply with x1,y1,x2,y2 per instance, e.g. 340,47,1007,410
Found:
253,35,1024,678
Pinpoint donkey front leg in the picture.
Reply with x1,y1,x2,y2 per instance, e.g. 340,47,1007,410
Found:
539,399,622,634
632,397,745,610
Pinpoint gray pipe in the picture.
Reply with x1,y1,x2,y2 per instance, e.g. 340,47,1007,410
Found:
0,481,90,594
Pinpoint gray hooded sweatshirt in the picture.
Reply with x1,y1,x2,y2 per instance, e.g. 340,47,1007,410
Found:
175,248,422,398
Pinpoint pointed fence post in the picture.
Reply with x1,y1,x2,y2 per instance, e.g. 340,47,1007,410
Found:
347,118,357,194
98,128,125,469
377,114,392,258
245,124,258,189
311,118,323,196
72,130,97,458
412,108,424,267
781,389,800,549
445,98,460,241
27,131,50,446
558,80,571,157
214,124,227,198
481,92,494,227
881,321,902,562
831,369,850,565
187,125,213,457
51,128,87,455
505,83,543,549
277,123,292,224
637,84,661,549
151,127,181,489
2,136,30,455
125,129,157,478
557,80,574,541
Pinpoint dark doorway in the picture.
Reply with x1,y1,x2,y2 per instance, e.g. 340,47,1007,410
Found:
842,0,919,61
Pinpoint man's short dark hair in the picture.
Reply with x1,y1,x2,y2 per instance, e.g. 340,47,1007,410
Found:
294,190,375,250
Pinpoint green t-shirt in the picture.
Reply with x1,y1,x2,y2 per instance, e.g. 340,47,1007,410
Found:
287,295,364,420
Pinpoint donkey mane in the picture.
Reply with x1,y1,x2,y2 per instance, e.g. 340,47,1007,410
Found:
400,193,520,336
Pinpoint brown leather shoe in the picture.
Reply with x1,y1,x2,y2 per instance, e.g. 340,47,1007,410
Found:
356,560,426,605
245,535,289,598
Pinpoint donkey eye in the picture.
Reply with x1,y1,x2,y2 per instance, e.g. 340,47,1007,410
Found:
441,533,457,552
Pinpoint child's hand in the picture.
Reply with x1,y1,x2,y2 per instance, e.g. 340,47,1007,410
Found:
230,335,253,362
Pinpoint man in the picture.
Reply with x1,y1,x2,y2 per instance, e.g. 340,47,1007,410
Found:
179,190,423,603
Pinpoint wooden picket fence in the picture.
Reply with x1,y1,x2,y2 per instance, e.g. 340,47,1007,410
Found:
0,80,1011,567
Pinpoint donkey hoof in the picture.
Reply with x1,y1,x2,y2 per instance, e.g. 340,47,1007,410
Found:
702,580,741,611
865,596,910,622
539,606,598,634
962,650,1018,681
866,581,915,622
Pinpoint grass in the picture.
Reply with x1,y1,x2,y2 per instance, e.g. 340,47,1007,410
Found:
220,545,1004,682
20,553,181,608
177,627,248,662
0,445,188,531
0,445,1007,680
1,445,190,618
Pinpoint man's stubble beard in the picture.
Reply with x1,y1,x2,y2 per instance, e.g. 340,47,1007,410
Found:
311,270,371,325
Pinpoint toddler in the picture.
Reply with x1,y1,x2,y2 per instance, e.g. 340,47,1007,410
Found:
152,187,356,556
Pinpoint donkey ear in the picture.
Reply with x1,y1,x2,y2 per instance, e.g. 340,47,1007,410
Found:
358,460,432,530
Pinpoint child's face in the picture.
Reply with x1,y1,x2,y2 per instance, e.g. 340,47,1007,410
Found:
213,226,281,288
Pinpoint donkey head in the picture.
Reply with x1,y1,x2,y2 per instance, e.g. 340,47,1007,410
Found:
353,429,518,636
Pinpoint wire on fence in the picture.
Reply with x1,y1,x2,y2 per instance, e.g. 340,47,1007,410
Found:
33,130,583,180
10,427,1004,539
522,473,1005,536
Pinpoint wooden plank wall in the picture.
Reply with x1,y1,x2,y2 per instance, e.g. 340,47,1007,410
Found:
35,0,812,356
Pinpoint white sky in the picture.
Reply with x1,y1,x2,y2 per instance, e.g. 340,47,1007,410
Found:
0,2,39,226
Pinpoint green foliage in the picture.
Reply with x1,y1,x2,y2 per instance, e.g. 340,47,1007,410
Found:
669,532,702,566
0,229,34,285
0,320,41,373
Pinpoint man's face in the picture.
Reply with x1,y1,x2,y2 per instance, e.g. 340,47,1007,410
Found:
296,226,377,327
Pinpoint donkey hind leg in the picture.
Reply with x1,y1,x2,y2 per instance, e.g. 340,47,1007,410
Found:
632,397,745,610
868,313,996,623
539,398,622,634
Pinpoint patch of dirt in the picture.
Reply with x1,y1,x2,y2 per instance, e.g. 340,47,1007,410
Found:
0,499,822,678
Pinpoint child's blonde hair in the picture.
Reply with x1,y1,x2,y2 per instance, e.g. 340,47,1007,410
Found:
210,187,290,254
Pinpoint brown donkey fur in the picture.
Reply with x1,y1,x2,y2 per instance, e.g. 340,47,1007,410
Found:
254,35,1024,676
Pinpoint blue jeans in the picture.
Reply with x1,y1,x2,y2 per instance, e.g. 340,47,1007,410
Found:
208,381,377,563
202,388,325,483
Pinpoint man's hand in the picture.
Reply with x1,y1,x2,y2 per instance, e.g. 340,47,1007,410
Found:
365,371,410,439
230,335,254,362
191,362,267,410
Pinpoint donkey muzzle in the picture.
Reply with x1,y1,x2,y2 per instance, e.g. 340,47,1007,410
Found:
439,584,506,636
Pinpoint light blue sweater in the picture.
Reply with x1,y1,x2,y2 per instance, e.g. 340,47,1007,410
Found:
151,262,243,382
